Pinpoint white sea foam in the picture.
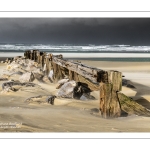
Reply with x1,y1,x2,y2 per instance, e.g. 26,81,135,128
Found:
0,44,150,52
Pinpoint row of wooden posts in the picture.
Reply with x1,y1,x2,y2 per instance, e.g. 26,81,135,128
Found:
24,50,123,118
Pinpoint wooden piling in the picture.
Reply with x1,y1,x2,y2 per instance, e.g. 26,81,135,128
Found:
99,71,122,118
33,50,39,62
24,50,31,59
36,51,40,64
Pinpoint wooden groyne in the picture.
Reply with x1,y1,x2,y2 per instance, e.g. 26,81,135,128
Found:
24,50,150,118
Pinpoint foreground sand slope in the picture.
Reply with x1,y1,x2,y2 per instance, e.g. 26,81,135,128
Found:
1,61,150,132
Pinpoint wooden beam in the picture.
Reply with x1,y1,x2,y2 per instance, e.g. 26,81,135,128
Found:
77,74,100,91
118,92,150,116
52,56,104,83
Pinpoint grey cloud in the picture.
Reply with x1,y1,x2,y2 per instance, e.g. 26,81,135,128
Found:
0,18,150,45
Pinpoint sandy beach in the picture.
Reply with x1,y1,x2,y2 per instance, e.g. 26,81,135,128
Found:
1,57,150,132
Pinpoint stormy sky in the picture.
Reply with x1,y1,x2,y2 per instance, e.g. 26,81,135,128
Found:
0,18,150,45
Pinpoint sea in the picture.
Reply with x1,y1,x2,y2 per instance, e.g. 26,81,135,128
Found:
1,43,150,62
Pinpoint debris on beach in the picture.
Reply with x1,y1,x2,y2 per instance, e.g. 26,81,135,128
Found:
24,95,56,105
1,80,40,93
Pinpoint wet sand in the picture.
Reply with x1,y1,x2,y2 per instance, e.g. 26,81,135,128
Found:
0,60,150,132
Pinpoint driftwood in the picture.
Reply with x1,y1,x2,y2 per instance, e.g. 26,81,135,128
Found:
25,95,56,105
2,81,38,90
118,93,150,117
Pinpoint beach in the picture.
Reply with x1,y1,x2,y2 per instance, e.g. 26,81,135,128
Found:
0,54,150,132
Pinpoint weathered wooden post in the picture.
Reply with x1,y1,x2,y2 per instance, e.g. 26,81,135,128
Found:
28,50,31,59
33,50,38,62
36,50,40,64
29,50,33,60
32,50,35,61
100,71,122,118
24,50,30,59
45,55,50,76
43,53,50,76
39,52,44,68
51,54,64,82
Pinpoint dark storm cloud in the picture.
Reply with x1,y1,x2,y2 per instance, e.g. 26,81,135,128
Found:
0,18,150,45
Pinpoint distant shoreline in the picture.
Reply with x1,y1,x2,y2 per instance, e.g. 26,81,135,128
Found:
1,50,150,53
1,52,150,62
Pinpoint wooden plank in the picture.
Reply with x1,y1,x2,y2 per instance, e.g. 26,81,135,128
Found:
52,56,99,83
77,74,100,91
118,92,150,116
100,83,121,118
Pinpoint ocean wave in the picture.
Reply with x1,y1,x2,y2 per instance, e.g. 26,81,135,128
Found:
0,44,150,52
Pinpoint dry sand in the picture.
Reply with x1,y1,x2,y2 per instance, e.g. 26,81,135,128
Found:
1,60,150,132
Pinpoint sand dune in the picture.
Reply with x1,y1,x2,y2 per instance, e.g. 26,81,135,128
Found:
1,60,150,132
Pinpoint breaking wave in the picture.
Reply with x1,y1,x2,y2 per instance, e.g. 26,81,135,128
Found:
0,44,150,52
